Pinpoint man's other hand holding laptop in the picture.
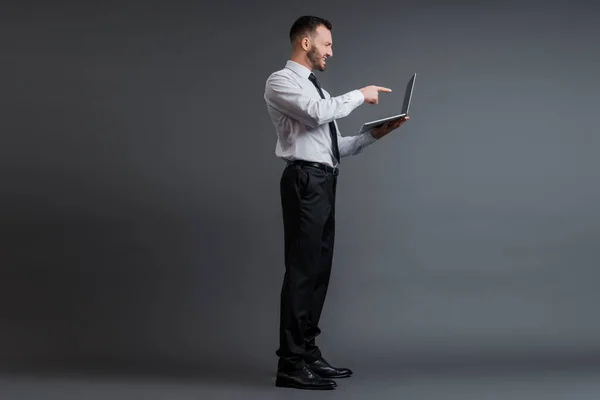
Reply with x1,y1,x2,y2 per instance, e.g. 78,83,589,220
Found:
370,115,409,140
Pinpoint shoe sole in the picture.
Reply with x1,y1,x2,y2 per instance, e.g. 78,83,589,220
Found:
323,373,352,379
275,376,336,390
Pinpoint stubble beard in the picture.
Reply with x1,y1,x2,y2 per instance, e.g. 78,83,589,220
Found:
307,47,326,71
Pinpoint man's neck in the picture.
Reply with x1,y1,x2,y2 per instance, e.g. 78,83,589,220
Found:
289,54,312,71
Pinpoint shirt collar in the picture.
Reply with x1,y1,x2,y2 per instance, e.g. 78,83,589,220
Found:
285,60,312,79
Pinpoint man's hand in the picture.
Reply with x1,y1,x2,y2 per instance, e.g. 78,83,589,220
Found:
371,116,410,140
360,85,392,104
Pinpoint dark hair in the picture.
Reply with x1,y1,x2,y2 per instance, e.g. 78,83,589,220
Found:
289,16,332,44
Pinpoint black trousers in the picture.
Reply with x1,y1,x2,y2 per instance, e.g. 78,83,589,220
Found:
276,161,337,370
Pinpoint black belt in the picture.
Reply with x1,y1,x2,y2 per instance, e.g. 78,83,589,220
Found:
287,160,339,176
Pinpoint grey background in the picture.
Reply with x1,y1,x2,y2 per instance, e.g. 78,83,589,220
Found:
1,0,599,376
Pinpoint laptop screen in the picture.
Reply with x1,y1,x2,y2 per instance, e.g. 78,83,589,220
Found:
401,73,416,114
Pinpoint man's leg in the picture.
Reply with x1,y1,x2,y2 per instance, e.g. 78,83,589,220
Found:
276,164,336,390
304,173,336,362
303,174,353,379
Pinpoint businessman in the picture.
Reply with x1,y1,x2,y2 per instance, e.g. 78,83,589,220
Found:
264,15,409,390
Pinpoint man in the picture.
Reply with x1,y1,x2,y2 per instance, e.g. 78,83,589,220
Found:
264,15,409,390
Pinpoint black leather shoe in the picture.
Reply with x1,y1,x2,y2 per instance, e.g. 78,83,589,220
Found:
275,365,337,390
307,358,353,378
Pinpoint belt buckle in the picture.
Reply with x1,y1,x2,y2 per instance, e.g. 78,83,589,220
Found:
332,164,339,176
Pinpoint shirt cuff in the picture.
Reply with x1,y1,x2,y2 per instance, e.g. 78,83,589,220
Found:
363,131,378,144
350,89,365,105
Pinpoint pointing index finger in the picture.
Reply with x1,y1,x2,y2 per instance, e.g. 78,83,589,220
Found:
377,86,392,92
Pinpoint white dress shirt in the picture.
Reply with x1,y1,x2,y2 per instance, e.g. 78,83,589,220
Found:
264,60,377,167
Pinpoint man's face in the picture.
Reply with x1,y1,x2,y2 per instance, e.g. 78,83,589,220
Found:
306,25,333,71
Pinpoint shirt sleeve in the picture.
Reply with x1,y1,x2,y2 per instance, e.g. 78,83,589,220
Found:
321,86,377,158
334,121,378,158
264,72,364,128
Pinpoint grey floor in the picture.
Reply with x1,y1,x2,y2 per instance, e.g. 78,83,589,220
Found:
2,365,600,400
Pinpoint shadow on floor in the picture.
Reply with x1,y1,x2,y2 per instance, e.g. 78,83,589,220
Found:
0,360,277,389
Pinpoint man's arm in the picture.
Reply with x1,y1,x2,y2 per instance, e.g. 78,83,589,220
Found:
337,123,377,158
264,73,364,128
336,116,410,158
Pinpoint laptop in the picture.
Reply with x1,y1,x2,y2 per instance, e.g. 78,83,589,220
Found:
358,73,416,134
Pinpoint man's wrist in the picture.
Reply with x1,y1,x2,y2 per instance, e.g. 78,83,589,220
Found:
353,89,365,105
366,131,378,142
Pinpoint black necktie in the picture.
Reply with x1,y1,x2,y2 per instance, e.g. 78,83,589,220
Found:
308,73,340,165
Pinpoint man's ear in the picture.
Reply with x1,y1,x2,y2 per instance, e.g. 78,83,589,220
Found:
301,37,311,51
